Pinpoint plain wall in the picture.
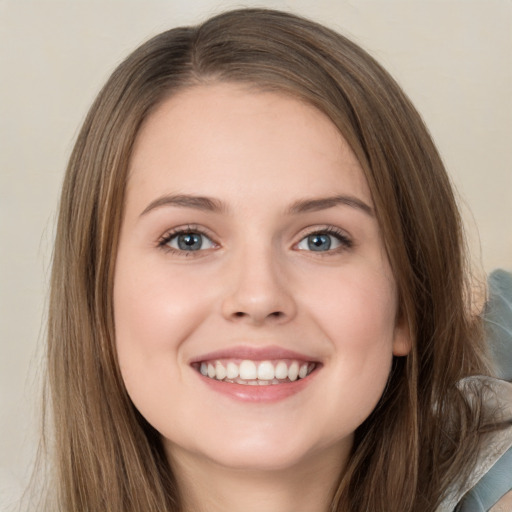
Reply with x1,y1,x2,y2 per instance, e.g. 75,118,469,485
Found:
1,0,511,508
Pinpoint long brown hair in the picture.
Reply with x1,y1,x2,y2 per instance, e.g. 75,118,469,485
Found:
43,8,491,511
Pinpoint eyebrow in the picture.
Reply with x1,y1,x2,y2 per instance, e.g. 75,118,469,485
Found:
140,194,226,216
287,195,374,217
139,193,373,217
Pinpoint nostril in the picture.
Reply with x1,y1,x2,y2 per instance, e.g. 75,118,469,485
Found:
232,310,283,320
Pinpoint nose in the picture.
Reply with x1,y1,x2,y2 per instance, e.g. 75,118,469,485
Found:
220,246,297,326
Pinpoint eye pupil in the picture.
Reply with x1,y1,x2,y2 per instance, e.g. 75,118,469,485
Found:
177,233,202,251
308,234,331,251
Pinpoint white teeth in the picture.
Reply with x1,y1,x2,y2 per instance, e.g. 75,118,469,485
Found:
275,361,288,380
239,360,257,380
288,362,299,381
257,361,275,380
197,358,316,384
226,362,239,379
215,362,226,380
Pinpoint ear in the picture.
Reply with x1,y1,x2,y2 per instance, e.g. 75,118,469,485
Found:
392,316,412,356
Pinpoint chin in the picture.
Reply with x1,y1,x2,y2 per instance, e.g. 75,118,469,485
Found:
208,444,308,472
166,424,351,475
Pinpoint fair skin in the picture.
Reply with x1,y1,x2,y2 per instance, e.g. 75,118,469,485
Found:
114,83,410,512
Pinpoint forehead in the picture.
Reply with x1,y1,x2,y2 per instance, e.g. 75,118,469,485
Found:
126,83,371,213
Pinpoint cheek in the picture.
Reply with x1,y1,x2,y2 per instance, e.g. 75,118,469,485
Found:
112,256,215,432
112,255,215,398
303,262,399,349
300,266,397,418
114,258,207,350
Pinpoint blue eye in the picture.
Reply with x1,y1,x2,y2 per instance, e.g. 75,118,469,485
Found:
163,231,216,252
297,230,351,252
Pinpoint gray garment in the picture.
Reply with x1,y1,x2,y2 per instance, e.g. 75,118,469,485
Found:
458,447,512,511
437,269,512,511
485,269,512,381
436,377,512,511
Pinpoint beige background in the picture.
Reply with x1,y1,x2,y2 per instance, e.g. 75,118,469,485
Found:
1,0,511,508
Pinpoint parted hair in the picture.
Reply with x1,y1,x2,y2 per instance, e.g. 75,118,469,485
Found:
41,8,491,511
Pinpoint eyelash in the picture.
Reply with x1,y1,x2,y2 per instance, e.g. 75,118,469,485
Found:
157,225,353,256
299,226,353,253
157,225,217,256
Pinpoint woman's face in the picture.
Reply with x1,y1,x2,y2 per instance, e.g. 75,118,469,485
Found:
114,83,410,474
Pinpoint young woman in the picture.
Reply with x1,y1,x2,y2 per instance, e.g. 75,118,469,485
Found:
42,8,511,512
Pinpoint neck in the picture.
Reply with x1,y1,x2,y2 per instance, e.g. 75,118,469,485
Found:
168,444,349,512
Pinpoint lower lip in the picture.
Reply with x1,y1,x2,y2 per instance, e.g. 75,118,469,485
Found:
195,369,319,403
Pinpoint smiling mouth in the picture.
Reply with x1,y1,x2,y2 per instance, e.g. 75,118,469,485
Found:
192,359,317,386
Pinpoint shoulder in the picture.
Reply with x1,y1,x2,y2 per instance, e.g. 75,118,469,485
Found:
438,269,512,511
436,377,512,512
485,269,512,381
457,377,512,511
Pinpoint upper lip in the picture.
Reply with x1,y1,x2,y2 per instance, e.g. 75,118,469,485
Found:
189,345,320,364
